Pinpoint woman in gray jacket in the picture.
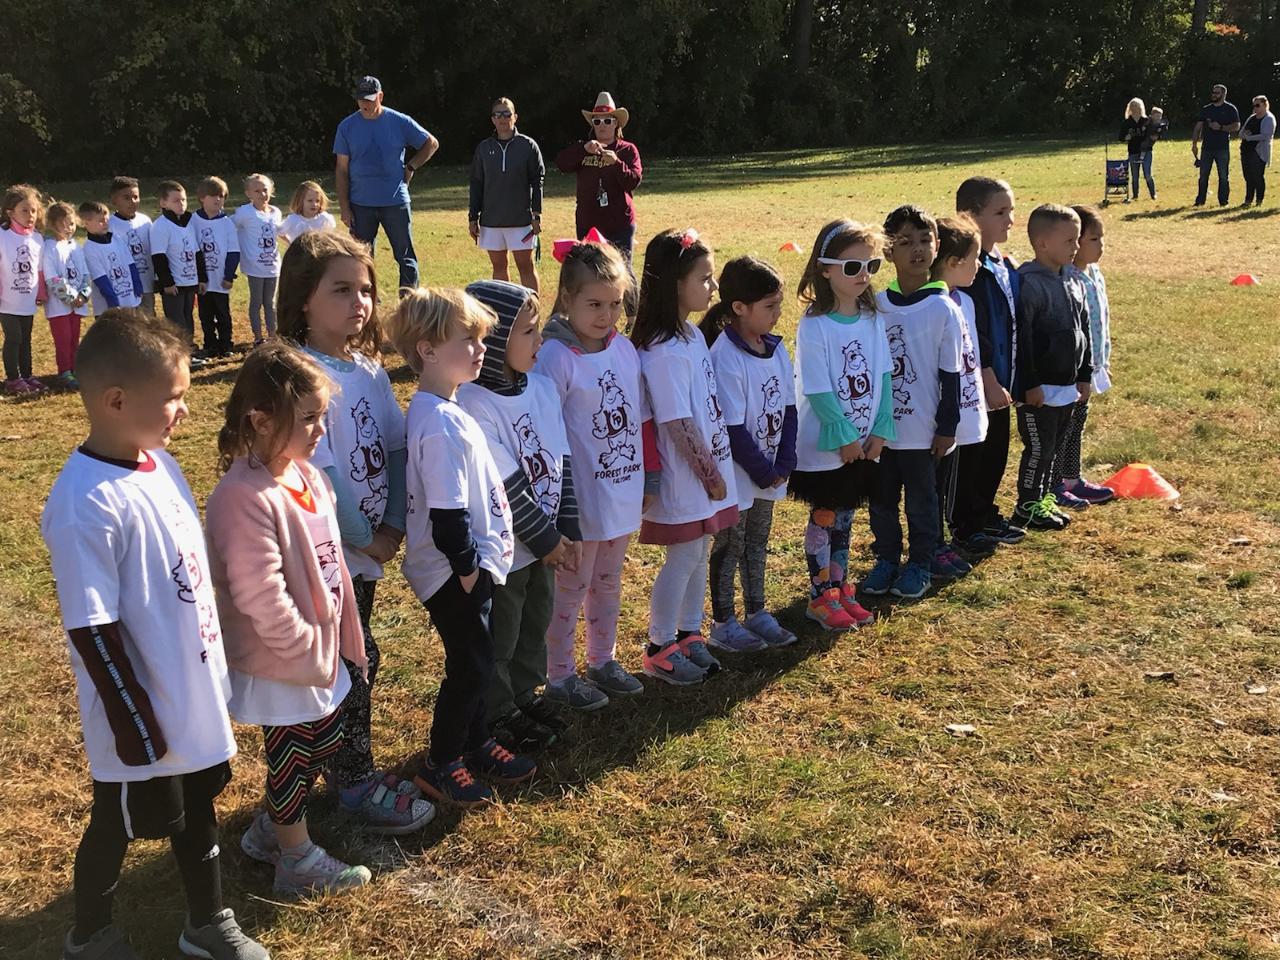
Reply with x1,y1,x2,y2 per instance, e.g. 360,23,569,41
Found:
1240,95,1275,207
469,97,546,291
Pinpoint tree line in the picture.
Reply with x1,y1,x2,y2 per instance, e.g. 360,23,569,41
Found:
1,0,1276,182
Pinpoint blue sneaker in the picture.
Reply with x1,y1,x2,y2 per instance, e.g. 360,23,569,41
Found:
465,738,537,785
890,562,932,599
414,757,493,808
860,559,899,596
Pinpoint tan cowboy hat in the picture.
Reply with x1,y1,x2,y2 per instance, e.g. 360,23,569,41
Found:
582,91,629,130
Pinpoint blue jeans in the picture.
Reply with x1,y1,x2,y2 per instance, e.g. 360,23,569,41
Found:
1196,148,1231,205
352,201,418,289
869,448,940,567
1128,152,1155,197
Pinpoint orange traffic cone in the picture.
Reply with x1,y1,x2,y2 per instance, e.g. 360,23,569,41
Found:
1230,274,1260,286
1103,463,1180,500
779,241,802,253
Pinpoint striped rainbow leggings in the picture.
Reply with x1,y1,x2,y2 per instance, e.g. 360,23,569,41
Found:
262,709,344,825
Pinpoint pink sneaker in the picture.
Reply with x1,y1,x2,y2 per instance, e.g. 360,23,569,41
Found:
838,584,876,627
805,588,856,631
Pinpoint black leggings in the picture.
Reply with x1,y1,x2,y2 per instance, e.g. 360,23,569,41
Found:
1242,148,1267,205
73,762,230,943
1,312,34,380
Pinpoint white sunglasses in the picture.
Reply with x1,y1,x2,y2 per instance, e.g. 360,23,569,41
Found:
818,256,882,277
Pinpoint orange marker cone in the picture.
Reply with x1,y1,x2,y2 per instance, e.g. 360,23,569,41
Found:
1103,463,1180,500
779,241,802,253
1230,274,1260,286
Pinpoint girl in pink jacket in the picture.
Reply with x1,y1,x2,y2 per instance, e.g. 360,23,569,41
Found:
205,343,433,899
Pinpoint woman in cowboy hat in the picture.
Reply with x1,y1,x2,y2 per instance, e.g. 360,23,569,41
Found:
556,92,643,260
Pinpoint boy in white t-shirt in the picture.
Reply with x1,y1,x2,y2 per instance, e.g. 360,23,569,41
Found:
192,176,241,359
40,310,266,960
79,201,143,316
387,286,536,810
108,176,156,316
458,280,580,750
149,180,206,368
866,205,963,601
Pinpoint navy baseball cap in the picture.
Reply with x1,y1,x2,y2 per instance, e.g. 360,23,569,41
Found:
353,76,382,100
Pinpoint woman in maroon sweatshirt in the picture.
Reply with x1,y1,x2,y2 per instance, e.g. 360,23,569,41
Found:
556,92,643,260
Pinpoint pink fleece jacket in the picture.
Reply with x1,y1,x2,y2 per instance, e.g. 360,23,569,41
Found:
205,456,367,688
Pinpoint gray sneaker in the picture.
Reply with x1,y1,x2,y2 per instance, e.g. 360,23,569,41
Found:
680,635,721,676
586,659,644,696
178,908,270,959
742,610,798,648
642,641,707,686
545,674,610,711
340,779,436,836
240,811,278,864
708,617,767,653
272,843,372,899
63,926,139,960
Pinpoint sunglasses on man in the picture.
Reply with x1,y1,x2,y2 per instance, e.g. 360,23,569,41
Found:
492,110,513,118
591,117,616,126
817,256,882,277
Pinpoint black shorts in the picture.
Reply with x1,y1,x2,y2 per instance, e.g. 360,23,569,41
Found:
91,761,232,840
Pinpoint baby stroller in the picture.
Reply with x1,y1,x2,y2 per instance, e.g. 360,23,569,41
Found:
1102,141,1129,205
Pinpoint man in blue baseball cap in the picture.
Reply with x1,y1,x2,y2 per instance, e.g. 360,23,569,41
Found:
334,75,439,287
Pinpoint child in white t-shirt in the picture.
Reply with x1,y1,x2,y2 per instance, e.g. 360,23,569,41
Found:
149,180,205,367
192,176,241,359
279,180,338,244
233,173,283,344
632,228,738,686
789,219,894,631
41,201,92,387
388,286,536,808
931,216,989,571
459,280,582,744
276,230,424,833
40,309,267,960
700,256,799,651
867,205,963,601
533,240,649,706
80,201,143,321
108,176,156,316
1,183,47,395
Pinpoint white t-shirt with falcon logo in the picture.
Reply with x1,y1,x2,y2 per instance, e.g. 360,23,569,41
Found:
232,204,283,278
0,226,42,315
41,448,236,783
150,214,200,286
874,291,964,451
709,333,796,510
639,323,737,525
949,289,989,446
42,237,92,318
109,212,155,294
533,333,646,542
458,373,569,572
82,234,142,313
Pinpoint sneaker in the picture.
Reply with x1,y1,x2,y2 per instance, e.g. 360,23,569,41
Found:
860,559,899,596
586,659,644,696
63,925,140,960
708,616,767,653
805,589,856,631
890,562,932,599
838,584,876,627
253,338,266,348
240,811,279,864
742,610,798,647
465,737,537,784
491,708,558,753
22,376,47,393
4,378,32,396
413,757,493,808
1052,482,1090,510
177,908,270,959
516,693,571,732
930,546,972,580
188,354,207,369
55,370,79,389
545,674,610,712
1068,478,1116,504
1042,492,1072,527
642,641,706,686
1011,498,1067,531
983,517,1027,544
340,779,436,835
953,531,999,556
271,843,371,899
678,634,721,676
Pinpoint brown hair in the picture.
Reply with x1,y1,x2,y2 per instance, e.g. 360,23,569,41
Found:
156,179,185,200
289,180,330,215
277,231,381,357
1071,204,1104,235
387,287,495,374
631,228,714,349
1027,203,1080,243
492,96,516,114
76,308,190,393
197,176,228,199
1,183,46,231
552,240,633,315
932,215,981,278
955,176,1013,215
78,200,110,220
244,173,275,196
217,341,331,472
46,201,78,230
796,219,883,316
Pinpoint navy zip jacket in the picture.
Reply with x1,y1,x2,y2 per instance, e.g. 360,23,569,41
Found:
961,249,1019,390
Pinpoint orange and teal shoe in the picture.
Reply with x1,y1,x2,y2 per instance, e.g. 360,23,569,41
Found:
643,640,706,686
804,588,856,631
838,584,876,627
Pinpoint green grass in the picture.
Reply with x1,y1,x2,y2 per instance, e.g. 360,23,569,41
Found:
2,137,1280,959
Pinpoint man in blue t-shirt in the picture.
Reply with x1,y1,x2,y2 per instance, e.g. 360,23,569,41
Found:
1191,83,1241,207
334,76,439,288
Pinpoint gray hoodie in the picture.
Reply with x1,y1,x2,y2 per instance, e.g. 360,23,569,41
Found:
1014,260,1092,400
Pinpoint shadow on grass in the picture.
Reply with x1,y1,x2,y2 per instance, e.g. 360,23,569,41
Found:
1222,206,1277,222
1117,205,1192,221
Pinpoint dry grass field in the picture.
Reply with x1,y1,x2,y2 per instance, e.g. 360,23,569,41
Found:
1,137,1279,959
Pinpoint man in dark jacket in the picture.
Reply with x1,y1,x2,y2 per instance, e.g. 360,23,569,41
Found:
469,98,545,293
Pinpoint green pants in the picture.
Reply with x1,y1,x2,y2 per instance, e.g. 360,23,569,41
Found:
486,561,553,723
